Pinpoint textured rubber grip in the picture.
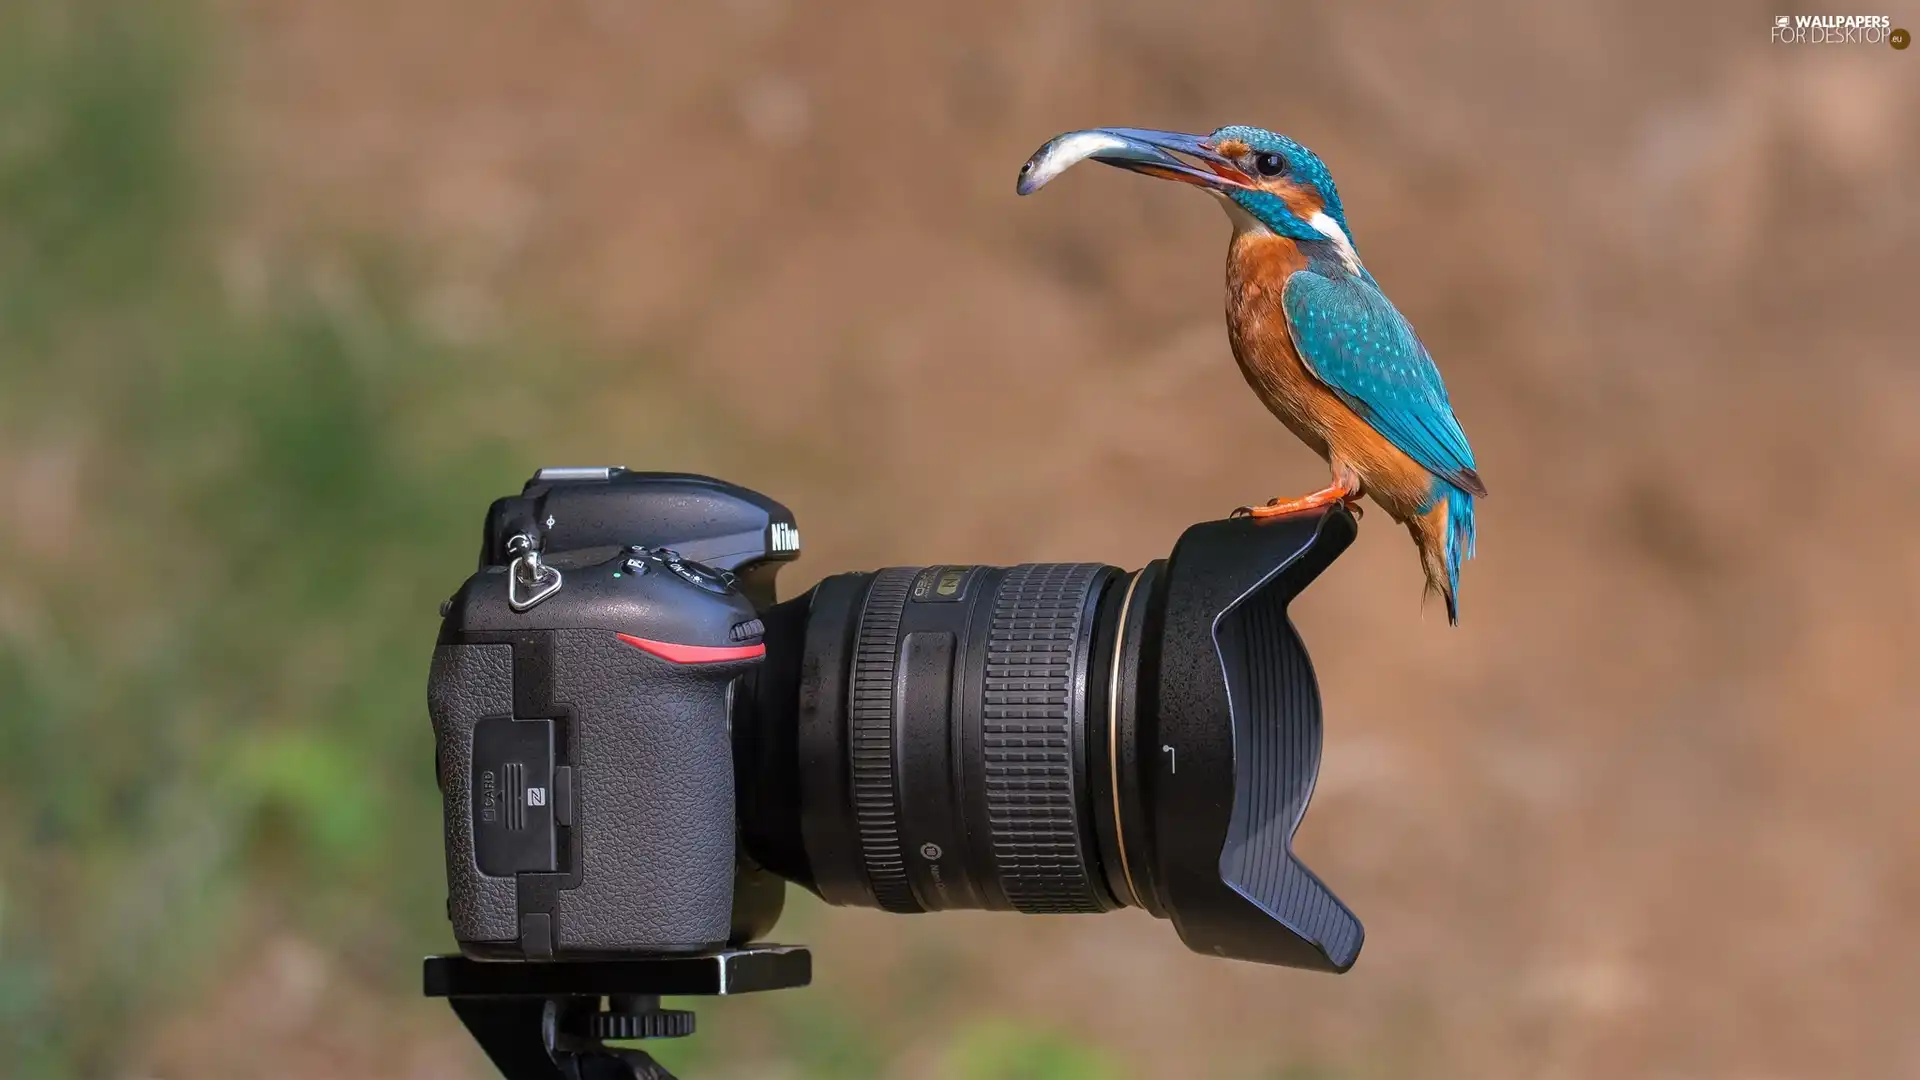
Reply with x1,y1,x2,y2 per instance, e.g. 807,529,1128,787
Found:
848,568,920,913
982,563,1106,913
430,642,521,947
547,628,739,953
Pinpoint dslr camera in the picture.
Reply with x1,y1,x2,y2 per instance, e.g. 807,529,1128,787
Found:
427,468,1361,1075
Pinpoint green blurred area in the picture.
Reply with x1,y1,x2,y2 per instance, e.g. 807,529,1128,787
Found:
0,1,523,1074
0,4,1201,1078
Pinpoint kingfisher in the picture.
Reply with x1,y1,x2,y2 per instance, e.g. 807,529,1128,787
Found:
1017,126,1486,623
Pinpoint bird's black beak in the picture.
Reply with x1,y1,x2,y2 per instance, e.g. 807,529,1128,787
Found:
1016,128,1254,196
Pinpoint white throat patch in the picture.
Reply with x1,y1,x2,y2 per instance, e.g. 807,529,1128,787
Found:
1212,192,1270,237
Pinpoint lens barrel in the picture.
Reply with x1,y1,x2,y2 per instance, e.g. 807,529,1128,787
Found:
802,563,1120,915
736,509,1365,972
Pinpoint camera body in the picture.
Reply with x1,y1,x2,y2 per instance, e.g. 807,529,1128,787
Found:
431,469,798,959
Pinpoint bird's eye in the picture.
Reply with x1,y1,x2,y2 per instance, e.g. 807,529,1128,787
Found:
1252,152,1288,177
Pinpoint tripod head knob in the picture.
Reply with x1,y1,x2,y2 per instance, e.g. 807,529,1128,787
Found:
588,1003,696,1041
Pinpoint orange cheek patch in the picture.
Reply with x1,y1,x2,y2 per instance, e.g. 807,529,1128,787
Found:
1270,181,1325,221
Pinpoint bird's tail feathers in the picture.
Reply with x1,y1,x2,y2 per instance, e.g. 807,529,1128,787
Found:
1415,482,1477,626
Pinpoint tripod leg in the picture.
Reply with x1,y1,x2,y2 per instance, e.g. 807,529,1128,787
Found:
449,997,572,1080
573,1048,679,1080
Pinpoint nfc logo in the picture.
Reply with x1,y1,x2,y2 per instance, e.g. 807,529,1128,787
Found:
526,787,547,807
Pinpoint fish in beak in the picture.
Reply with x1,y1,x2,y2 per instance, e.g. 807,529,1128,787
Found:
1016,128,1255,196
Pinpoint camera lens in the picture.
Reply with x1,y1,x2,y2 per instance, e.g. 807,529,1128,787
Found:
735,512,1367,971
739,559,1149,913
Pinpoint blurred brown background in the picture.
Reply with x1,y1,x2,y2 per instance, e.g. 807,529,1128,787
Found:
5,2,1918,1078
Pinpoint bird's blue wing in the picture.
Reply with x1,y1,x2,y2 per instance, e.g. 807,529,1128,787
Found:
1281,270,1483,495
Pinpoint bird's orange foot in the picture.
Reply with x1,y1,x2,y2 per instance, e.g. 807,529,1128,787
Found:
1232,485,1364,521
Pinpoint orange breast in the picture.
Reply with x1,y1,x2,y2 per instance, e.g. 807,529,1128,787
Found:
1224,234,1437,522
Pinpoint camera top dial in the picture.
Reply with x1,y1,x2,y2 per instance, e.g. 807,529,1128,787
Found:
624,547,738,595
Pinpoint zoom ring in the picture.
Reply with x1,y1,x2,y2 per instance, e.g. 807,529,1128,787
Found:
848,568,921,913
982,563,1106,913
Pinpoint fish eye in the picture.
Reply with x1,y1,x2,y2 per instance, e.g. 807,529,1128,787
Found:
1252,152,1288,178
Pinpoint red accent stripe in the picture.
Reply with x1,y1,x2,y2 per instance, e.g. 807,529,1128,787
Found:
616,633,765,664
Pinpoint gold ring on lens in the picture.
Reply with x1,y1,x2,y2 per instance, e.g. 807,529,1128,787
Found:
1107,568,1146,909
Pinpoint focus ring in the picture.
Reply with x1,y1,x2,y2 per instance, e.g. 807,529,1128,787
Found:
982,563,1106,913
848,567,920,913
